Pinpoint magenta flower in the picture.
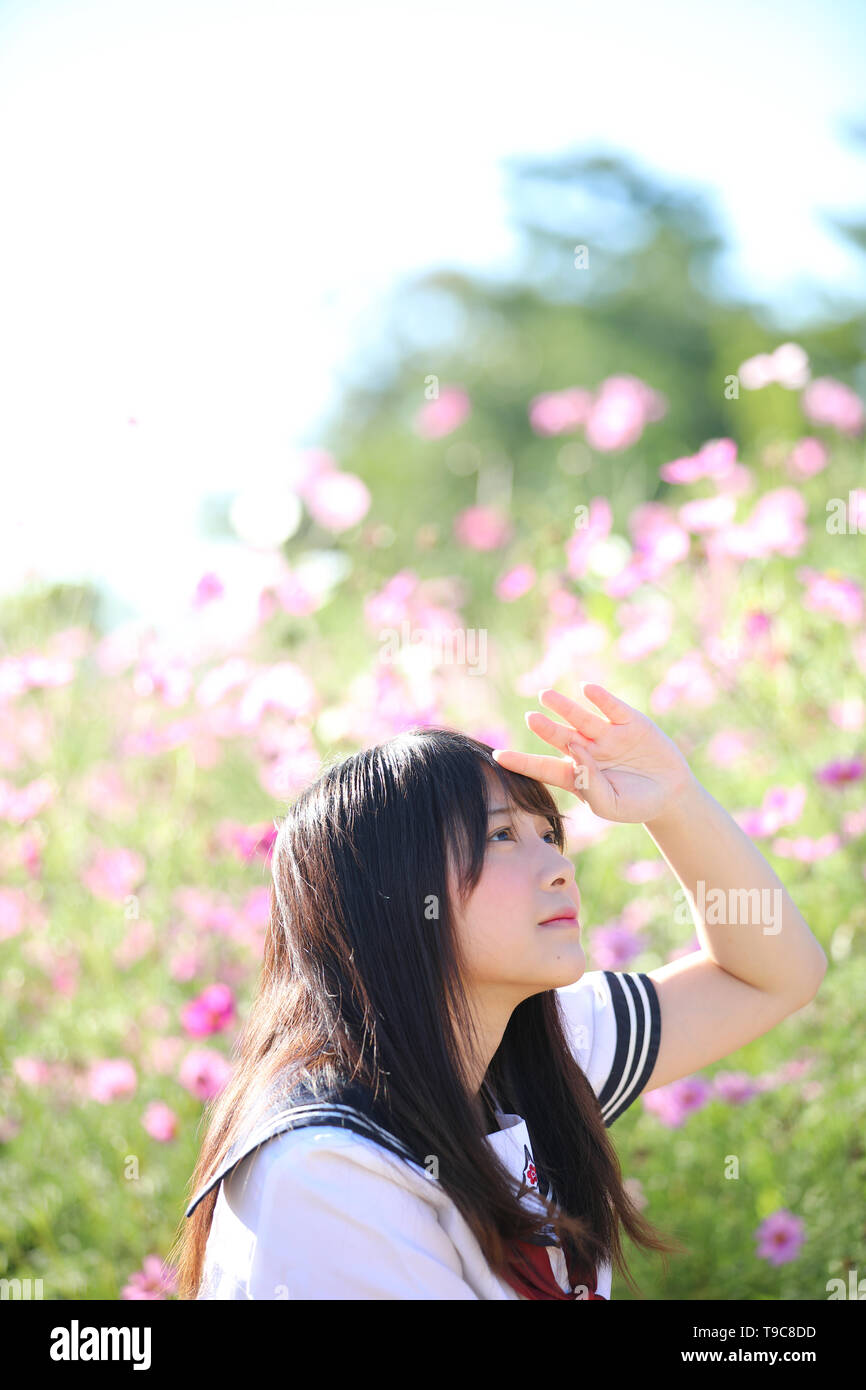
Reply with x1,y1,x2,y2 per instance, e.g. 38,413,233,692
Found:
453,505,513,551
712,1071,759,1104
413,386,471,439
495,563,536,602
528,387,592,436
82,847,146,902
754,1209,805,1266
180,984,236,1039
87,1059,137,1103
815,756,865,788
215,819,278,863
801,377,864,435
179,1048,233,1101
121,1254,178,1300
142,1101,178,1142
642,1077,711,1128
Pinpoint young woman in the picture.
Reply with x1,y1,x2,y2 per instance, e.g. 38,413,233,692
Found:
172,683,827,1299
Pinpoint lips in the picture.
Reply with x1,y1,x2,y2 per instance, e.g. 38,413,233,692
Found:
538,910,578,925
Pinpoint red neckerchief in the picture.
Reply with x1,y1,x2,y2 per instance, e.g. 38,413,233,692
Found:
502,1237,606,1300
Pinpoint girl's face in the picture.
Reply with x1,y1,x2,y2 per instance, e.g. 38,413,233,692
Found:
451,768,585,1012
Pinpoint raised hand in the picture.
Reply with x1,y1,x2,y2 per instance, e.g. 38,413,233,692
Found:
490,683,695,825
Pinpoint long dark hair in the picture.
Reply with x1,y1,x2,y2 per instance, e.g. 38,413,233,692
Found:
171,726,683,1298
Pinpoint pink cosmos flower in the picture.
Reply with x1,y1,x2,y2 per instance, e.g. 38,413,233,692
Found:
413,386,471,439
196,657,254,708
801,377,864,435
0,654,75,699
304,470,371,533
642,1077,711,1128
797,568,864,626
237,661,317,728
132,655,193,707
829,697,865,731
706,729,755,767
815,756,865,787
453,505,513,551
660,438,738,485
0,776,56,823
193,572,225,607
588,924,643,970
754,1209,805,1266
215,820,278,863
13,1056,52,1086
712,1071,759,1104
87,1059,137,1103
82,847,146,902
738,343,809,390
495,564,536,602
622,859,669,884
616,597,674,662
734,784,806,837
770,833,841,861
706,488,807,561
650,651,717,713
785,437,828,479
121,1254,178,1300
566,496,613,579
528,387,592,436
180,984,236,1038
179,1048,233,1101
584,375,667,452
142,1101,178,1142
676,494,737,534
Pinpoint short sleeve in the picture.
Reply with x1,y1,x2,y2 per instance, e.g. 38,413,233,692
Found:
217,1127,481,1300
555,970,661,1125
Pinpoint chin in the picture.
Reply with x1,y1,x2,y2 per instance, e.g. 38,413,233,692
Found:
545,944,586,988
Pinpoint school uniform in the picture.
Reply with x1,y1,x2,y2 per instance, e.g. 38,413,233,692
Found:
185,968,661,1300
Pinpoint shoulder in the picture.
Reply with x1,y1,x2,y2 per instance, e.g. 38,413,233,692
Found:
556,969,661,1124
210,1125,478,1300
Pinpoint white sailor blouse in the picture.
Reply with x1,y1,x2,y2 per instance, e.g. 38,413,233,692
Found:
185,968,661,1300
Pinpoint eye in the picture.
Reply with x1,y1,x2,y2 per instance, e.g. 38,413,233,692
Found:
489,824,559,844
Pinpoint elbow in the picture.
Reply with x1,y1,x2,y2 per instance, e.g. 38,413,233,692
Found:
797,948,829,1005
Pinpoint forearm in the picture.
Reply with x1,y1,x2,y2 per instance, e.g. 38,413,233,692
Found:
643,774,828,1000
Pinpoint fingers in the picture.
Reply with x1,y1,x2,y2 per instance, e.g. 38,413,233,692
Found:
525,709,599,752
490,747,579,793
533,693,607,743
539,684,631,733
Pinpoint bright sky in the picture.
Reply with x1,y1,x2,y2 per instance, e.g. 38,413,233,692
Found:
1,0,865,634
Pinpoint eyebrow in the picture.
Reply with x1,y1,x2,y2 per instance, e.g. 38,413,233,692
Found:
487,806,554,820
